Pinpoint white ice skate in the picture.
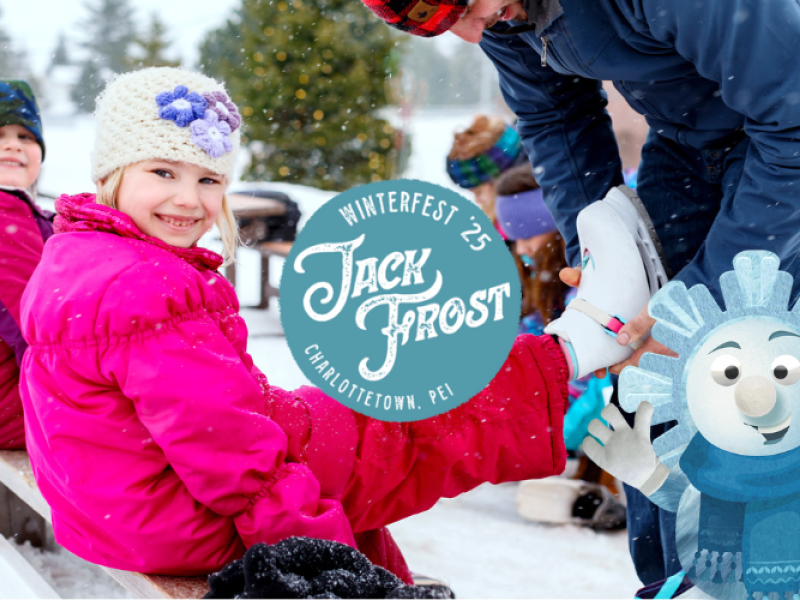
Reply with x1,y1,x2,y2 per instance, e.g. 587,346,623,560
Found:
516,478,626,530
545,186,669,379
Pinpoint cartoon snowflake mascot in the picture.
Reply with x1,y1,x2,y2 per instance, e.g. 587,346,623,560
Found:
586,251,800,600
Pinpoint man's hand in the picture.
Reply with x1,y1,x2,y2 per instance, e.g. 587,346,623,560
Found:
610,307,676,374
559,266,581,288
557,268,676,377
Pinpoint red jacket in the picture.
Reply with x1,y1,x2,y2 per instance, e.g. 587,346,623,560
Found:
0,188,52,449
21,194,568,578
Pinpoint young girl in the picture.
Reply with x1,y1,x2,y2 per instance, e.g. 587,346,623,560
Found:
0,80,50,450
20,68,650,578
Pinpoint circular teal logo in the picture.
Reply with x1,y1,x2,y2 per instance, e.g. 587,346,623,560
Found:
280,180,521,421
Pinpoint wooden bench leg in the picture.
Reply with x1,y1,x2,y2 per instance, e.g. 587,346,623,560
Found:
257,253,270,310
225,258,237,290
0,482,48,548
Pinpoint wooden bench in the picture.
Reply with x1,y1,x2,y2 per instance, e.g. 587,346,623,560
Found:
0,450,209,599
226,194,294,310
251,241,293,309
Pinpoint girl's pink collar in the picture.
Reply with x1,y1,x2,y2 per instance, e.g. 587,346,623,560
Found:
54,193,224,272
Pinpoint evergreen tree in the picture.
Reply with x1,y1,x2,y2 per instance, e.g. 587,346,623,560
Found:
0,29,21,78
71,0,137,112
126,13,180,70
49,33,71,72
78,0,136,74
71,59,105,113
199,0,405,191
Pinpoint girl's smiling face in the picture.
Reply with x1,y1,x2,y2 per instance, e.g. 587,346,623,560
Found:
113,160,226,248
0,124,42,189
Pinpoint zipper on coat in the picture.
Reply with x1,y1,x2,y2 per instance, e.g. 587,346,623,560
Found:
541,35,549,67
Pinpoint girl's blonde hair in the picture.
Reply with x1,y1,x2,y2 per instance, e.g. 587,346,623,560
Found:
96,166,239,266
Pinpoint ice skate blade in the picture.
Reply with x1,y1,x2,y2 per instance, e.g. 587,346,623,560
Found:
604,186,671,293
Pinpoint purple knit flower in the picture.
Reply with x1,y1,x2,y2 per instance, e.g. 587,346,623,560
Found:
202,91,242,131
156,85,207,127
191,110,233,158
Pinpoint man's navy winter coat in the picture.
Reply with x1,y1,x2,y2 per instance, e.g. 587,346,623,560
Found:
480,0,800,298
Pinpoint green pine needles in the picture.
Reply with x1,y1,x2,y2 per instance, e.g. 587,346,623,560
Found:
199,0,407,191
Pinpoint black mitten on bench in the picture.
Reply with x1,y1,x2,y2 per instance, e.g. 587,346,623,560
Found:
204,537,454,599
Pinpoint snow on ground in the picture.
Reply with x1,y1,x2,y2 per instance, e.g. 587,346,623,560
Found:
390,484,639,599
15,540,131,598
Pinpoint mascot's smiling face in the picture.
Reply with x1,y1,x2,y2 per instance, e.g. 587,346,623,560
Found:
686,318,800,456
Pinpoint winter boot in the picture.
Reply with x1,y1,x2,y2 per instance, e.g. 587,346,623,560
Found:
515,478,626,530
545,186,669,379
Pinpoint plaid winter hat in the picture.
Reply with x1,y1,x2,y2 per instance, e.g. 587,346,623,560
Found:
0,80,44,159
496,187,557,240
447,124,523,189
361,0,468,37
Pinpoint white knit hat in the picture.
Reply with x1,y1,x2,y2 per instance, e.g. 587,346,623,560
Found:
91,67,242,183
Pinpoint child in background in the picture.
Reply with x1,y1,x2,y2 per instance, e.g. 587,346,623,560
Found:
494,162,565,335
0,80,51,450
445,114,526,229
495,163,624,530
21,68,650,578
446,119,546,337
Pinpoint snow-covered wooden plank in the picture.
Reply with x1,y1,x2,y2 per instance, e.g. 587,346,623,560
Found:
103,569,169,600
0,534,59,599
104,569,210,600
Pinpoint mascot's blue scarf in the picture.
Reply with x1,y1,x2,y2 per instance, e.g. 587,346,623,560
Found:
681,432,800,597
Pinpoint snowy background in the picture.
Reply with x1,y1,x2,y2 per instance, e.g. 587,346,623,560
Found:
1,0,653,596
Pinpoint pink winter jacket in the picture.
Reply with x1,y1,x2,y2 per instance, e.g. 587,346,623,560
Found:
0,188,53,449
20,194,569,578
